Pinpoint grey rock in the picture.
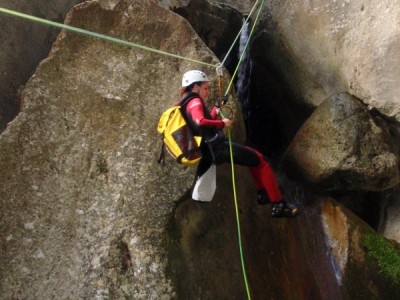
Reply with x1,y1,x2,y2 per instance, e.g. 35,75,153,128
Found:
284,93,400,191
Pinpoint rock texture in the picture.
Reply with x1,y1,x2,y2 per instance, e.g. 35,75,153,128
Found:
380,187,400,243
171,0,243,67
284,93,400,191
248,0,400,246
0,0,83,131
1,0,400,299
321,198,400,299
262,0,400,120
0,0,225,298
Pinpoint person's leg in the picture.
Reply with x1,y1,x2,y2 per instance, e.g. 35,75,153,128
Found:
195,143,214,178
196,154,213,178
214,142,281,201
214,142,299,218
248,152,281,203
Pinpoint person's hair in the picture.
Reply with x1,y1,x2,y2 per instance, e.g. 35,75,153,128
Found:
179,81,203,97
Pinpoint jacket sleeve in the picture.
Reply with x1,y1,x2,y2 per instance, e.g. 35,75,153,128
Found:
186,98,224,129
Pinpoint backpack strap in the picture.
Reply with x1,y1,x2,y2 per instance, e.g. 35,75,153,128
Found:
178,92,198,111
179,92,201,135
158,141,166,166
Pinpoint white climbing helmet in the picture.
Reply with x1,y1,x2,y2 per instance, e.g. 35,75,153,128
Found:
182,70,209,87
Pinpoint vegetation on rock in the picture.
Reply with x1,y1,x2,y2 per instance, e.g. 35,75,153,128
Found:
364,231,400,285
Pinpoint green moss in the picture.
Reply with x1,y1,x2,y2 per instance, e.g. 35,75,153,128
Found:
363,232,400,285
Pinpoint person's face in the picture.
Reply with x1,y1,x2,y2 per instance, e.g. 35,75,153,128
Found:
194,82,210,100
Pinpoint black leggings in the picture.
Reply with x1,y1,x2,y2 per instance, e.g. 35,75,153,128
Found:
196,139,282,202
196,140,261,177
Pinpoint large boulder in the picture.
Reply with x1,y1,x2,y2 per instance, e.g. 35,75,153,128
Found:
0,0,232,298
284,93,400,191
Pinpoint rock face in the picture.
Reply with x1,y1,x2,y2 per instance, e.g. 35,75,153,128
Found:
0,0,224,298
1,0,400,299
321,198,400,300
171,0,243,66
379,186,400,243
0,0,83,131
263,0,400,121
284,93,400,191
247,0,400,247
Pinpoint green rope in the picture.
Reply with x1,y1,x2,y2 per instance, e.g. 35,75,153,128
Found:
220,0,262,67
219,109,252,299
219,1,266,299
0,7,215,68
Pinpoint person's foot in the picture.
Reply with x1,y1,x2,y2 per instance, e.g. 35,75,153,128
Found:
271,201,300,218
257,189,270,205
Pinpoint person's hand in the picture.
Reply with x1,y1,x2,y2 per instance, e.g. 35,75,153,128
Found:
222,118,232,128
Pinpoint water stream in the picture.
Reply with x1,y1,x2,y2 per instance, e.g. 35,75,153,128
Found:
236,18,252,137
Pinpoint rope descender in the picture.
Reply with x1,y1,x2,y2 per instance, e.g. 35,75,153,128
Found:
216,64,224,107
215,64,234,120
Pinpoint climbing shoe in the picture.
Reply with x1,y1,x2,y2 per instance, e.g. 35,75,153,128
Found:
257,189,270,205
271,202,299,218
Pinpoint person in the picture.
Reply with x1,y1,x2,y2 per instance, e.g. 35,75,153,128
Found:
179,70,299,218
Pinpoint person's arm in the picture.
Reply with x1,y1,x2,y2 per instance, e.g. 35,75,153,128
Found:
210,105,219,119
186,98,225,129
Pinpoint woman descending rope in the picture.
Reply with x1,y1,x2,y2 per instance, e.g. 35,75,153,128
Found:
179,70,299,218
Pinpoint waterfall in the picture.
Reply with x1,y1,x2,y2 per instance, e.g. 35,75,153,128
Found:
236,17,252,136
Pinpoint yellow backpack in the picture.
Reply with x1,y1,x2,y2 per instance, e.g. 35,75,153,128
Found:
157,94,202,166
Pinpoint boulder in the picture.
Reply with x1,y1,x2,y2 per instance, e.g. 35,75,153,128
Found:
284,93,400,191
170,0,244,75
0,0,233,298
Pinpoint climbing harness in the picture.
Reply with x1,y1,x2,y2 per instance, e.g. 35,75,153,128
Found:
0,1,266,299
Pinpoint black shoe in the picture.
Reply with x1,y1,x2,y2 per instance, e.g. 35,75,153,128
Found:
271,202,299,218
257,189,270,205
